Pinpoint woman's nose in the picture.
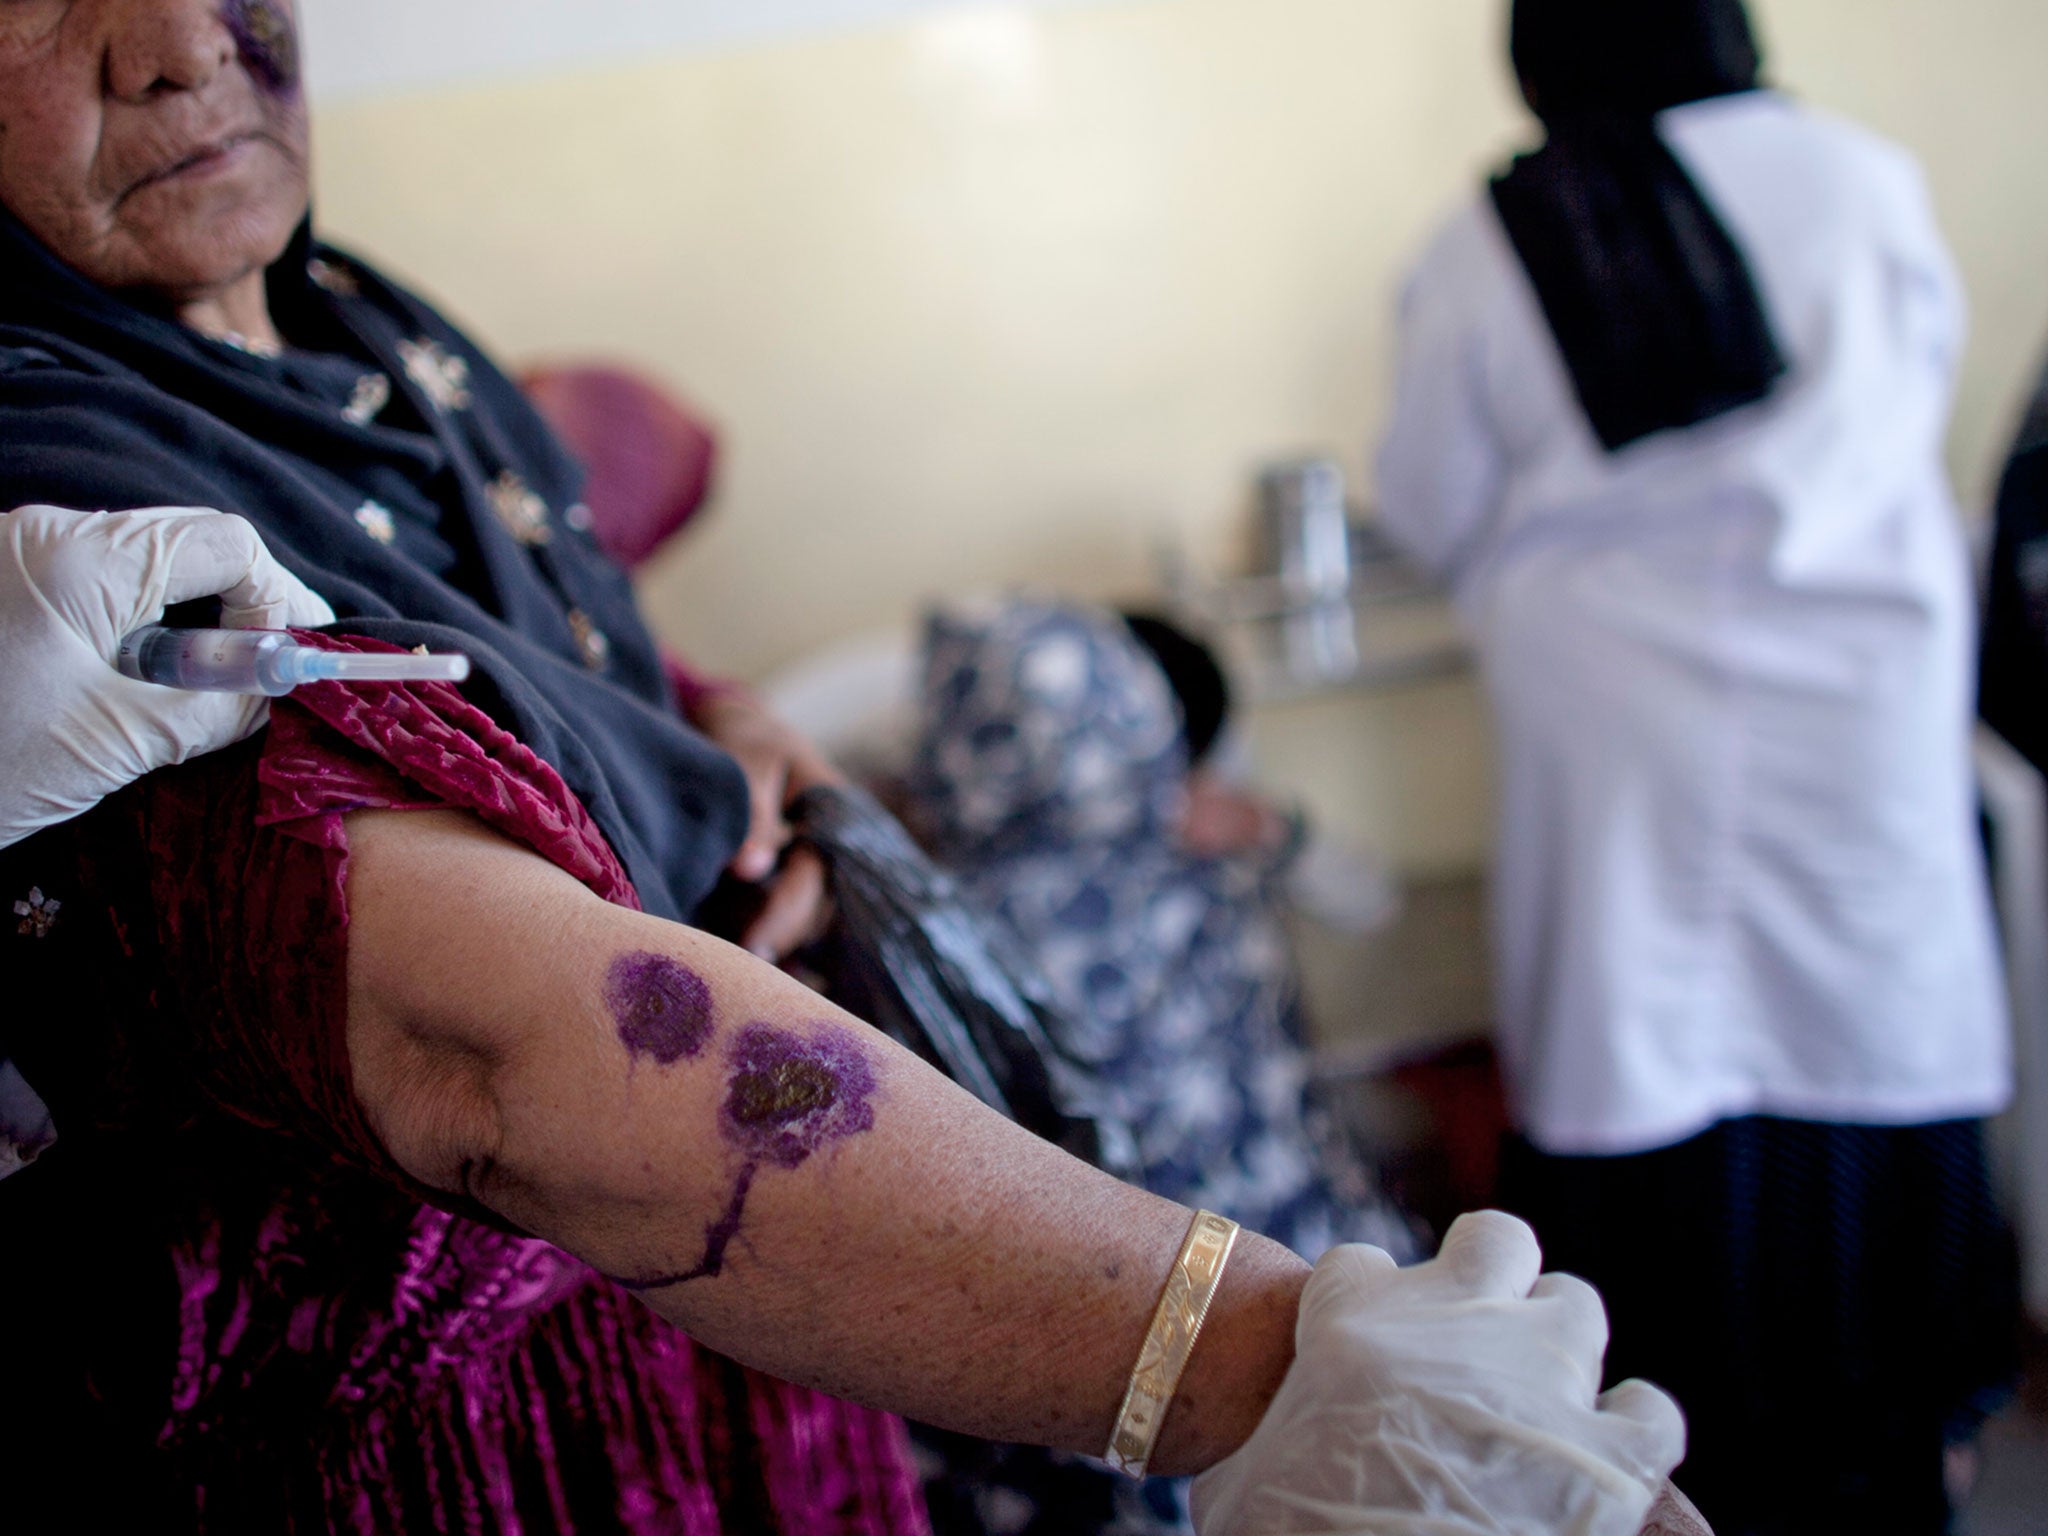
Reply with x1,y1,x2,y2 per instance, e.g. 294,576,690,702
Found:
101,0,237,102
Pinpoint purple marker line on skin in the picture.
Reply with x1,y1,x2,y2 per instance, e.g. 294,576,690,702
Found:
606,952,716,1067
608,1024,881,1291
222,0,301,98
613,1166,758,1291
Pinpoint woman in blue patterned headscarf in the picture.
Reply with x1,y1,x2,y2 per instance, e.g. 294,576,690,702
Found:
904,596,1414,1536
911,597,1409,1258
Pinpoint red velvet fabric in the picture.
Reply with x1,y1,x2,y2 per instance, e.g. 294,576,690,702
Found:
24,634,928,1534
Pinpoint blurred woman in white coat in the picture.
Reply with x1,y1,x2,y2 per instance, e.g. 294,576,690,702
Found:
1376,2,2016,1532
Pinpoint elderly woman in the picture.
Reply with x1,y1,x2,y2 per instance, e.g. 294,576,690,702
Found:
0,5,1688,1534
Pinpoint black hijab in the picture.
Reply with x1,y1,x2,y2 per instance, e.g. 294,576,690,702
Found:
1489,0,1786,450
0,210,749,924
1978,353,2048,773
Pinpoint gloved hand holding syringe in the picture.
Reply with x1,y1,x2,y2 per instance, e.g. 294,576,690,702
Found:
1,501,471,846
118,624,470,695
2,504,366,851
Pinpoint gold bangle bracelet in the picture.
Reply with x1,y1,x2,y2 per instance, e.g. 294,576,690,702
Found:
1104,1209,1241,1478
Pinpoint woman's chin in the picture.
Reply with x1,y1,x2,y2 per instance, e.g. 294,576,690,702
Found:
103,194,305,304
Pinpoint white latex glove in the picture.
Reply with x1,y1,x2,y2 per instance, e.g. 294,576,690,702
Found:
1193,1211,1686,1536
0,505,334,850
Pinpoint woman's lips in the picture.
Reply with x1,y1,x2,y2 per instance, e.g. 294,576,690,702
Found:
124,133,259,201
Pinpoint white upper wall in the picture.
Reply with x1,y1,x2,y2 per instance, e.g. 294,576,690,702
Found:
302,0,1101,101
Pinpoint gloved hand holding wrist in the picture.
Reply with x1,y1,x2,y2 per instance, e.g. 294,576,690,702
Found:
1192,1210,1687,1536
0,505,334,850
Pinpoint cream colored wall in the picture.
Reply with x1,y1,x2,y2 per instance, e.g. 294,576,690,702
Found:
310,0,2048,874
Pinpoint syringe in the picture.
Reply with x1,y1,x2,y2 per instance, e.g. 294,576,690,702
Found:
117,625,471,697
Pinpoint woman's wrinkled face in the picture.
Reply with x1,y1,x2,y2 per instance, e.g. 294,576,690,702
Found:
0,0,309,302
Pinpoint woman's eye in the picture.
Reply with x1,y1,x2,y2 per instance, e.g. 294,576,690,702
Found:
0,0,67,34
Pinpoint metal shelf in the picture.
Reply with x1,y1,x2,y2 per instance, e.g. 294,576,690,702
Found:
1157,528,1473,703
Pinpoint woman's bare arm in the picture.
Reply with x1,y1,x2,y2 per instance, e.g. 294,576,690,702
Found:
342,808,1308,1474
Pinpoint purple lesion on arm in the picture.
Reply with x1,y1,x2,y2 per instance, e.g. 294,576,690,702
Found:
609,1021,879,1291
721,1021,877,1169
607,951,716,1066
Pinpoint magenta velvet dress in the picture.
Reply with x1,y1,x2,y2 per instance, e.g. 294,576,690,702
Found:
0,638,929,1534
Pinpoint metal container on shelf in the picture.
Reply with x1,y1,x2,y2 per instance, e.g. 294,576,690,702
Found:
1258,456,1352,595
1257,455,1359,681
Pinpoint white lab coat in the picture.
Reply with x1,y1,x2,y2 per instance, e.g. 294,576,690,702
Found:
1377,91,2011,1155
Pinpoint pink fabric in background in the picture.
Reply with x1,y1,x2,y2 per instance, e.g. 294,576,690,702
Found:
520,363,720,570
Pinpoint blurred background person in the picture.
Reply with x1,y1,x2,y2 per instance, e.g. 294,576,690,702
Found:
903,595,1417,1536
1374,1,2016,1531
1979,342,2048,773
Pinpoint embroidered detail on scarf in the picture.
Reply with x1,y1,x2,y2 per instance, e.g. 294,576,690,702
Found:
569,609,611,671
306,256,360,296
354,502,398,546
489,470,553,548
213,330,283,360
343,372,392,427
12,886,59,939
398,337,473,413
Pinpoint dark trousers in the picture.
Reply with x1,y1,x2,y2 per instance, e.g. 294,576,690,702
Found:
1498,1116,2017,1536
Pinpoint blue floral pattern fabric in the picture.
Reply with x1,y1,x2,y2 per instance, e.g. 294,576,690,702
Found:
903,596,1414,1536
910,597,1410,1259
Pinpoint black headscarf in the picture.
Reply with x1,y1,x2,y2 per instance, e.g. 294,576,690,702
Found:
0,210,749,924
1978,353,2048,772
1489,0,1786,450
